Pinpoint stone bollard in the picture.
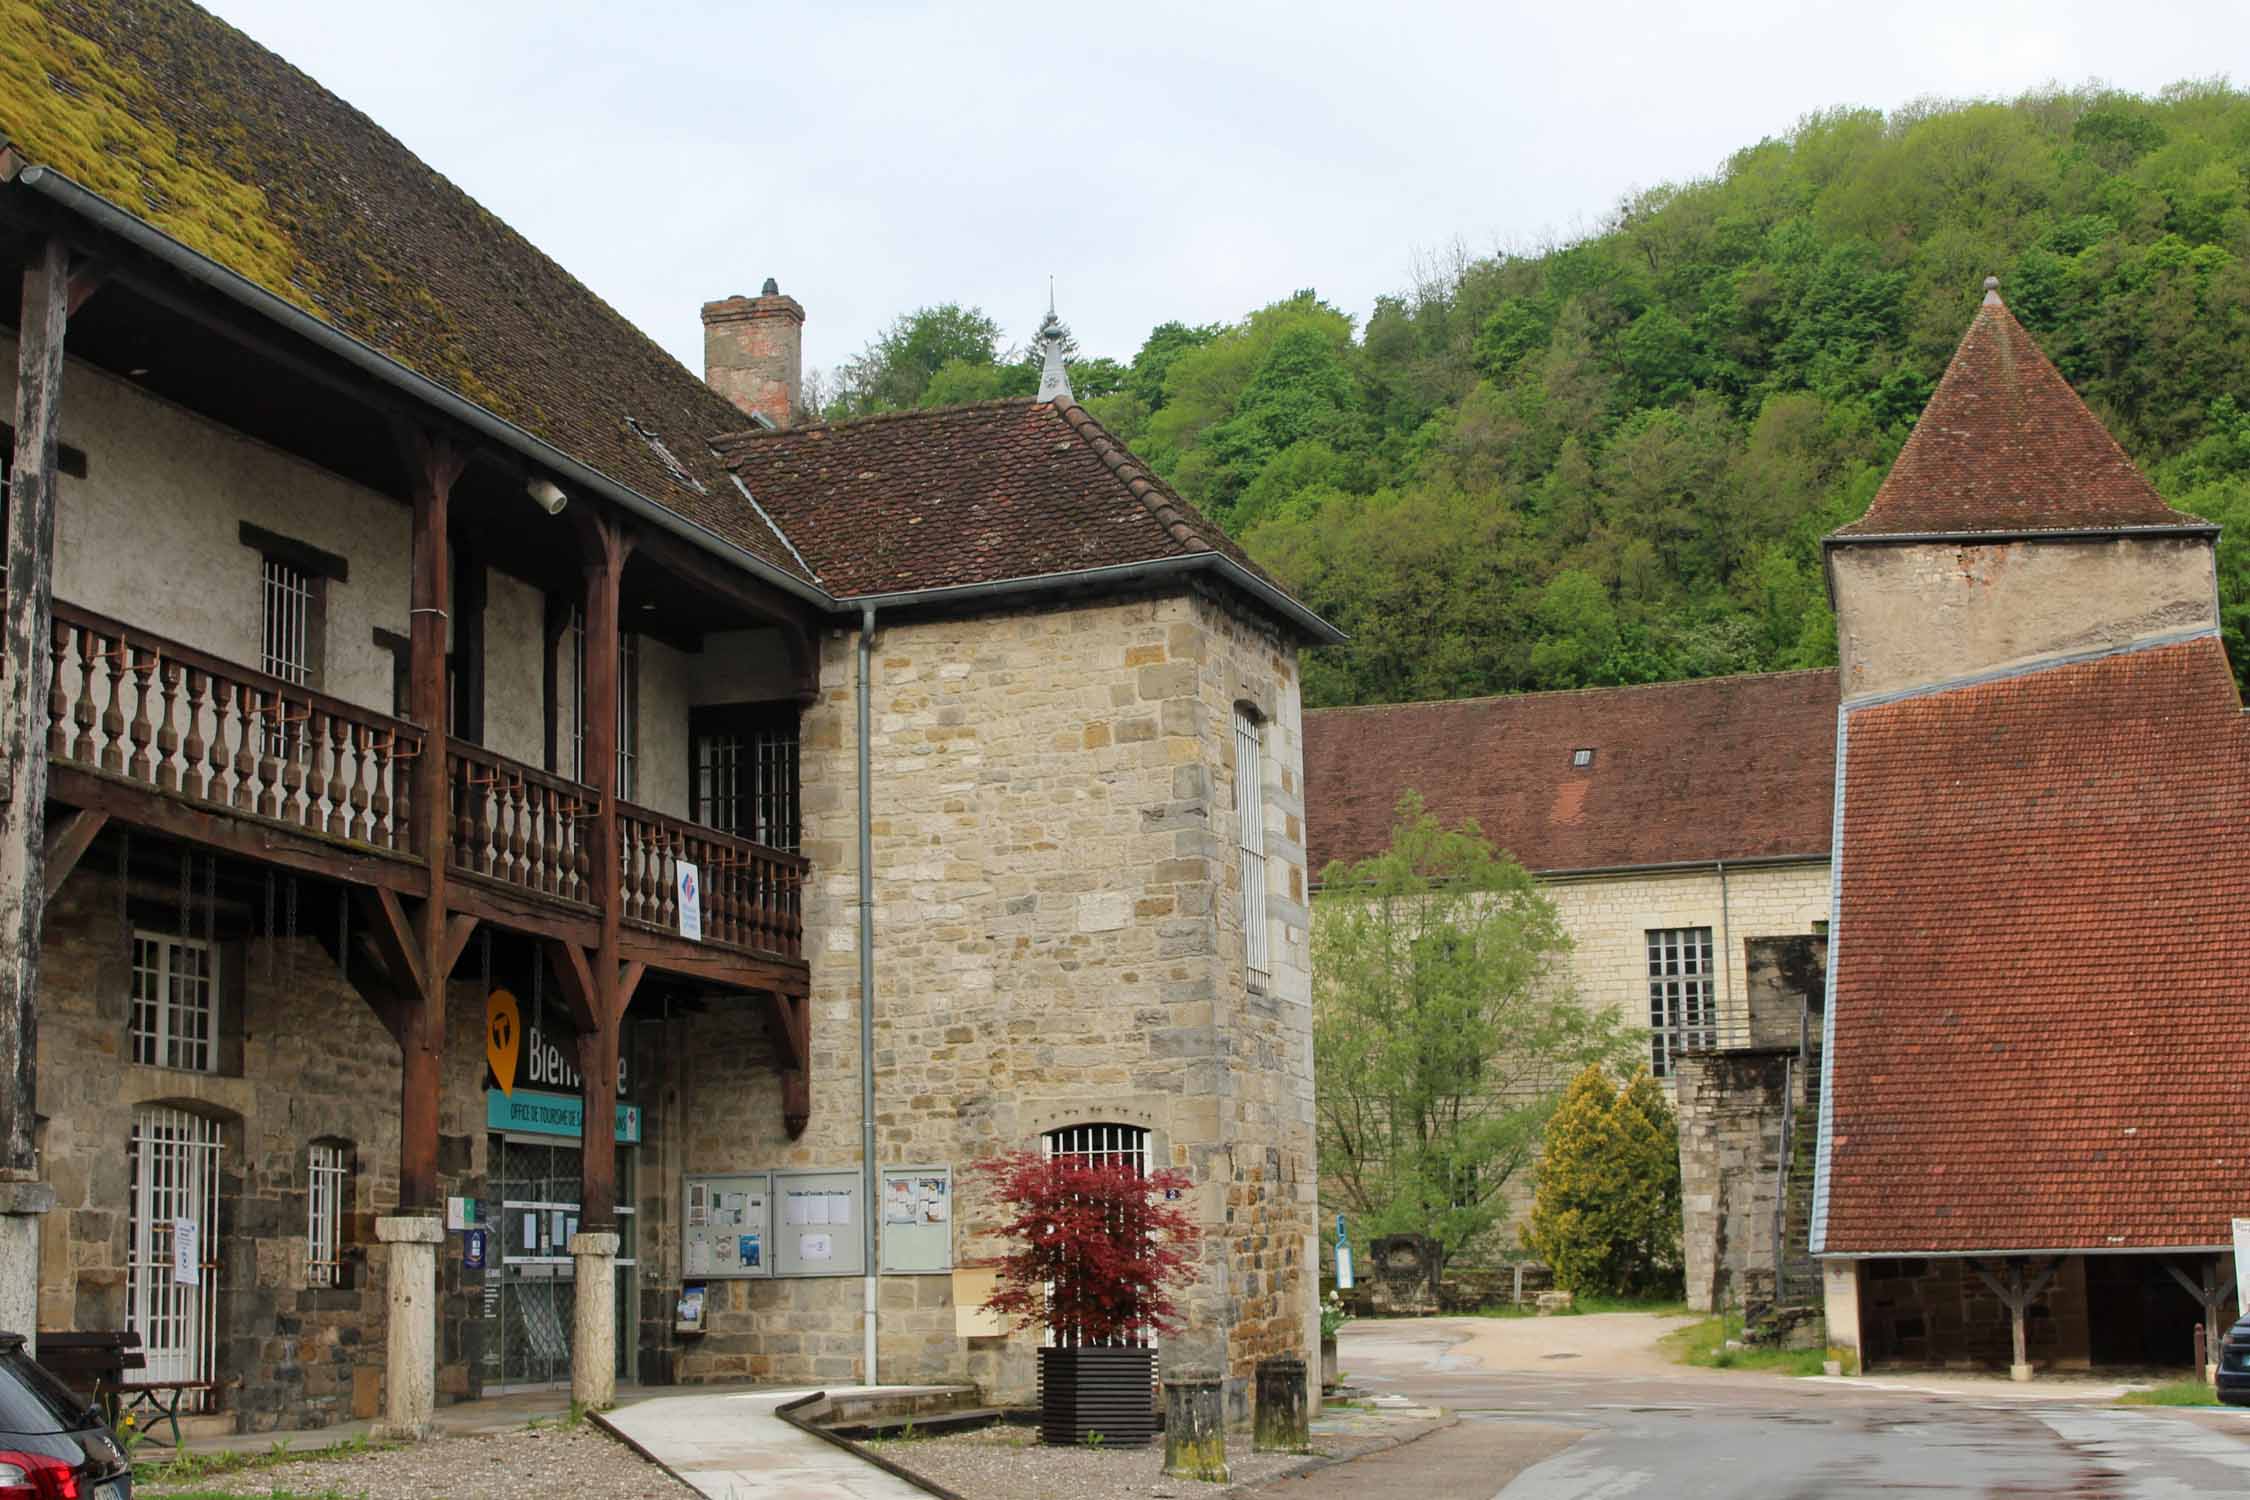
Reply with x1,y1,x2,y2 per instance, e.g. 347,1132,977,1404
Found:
1535,1290,1574,1316
374,1215,446,1440
1162,1370,1229,1483
571,1232,622,1410
1254,1357,1311,1453
0,1180,55,1357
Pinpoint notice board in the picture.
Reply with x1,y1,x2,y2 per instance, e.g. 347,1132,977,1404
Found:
878,1165,953,1274
773,1169,865,1278
682,1172,771,1280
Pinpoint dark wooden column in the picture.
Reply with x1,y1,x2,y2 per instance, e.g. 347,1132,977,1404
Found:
573,513,631,1227
0,239,70,1177
399,433,465,1214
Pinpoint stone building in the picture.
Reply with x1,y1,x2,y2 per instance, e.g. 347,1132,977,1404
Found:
1301,671,1837,1253
1814,281,2247,1377
0,0,1330,1436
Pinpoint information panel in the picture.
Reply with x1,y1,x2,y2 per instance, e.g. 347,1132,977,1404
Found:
772,1169,866,1278
878,1165,953,1275
682,1172,771,1280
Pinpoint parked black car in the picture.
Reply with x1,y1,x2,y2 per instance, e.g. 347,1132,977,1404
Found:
2222,1313,2250,1407
0,1332,131,1498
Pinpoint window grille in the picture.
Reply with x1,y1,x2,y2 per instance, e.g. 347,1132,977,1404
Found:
130,932,217,1073
566,608,638,799
307,1142,348,1288
1647,926,1717,1078
695,721,800,852
1041,1124,1155,1350
1234,708,1268,975
260,556,313,686
128,1106,222,1406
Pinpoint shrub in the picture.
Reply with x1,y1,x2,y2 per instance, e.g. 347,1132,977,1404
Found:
1522,1065,1683,1297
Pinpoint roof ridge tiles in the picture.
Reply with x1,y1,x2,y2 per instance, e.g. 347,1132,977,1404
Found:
1050,396,1212,554
1306,666,1843,716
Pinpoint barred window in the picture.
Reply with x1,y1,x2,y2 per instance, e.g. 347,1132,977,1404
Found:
260,556,314,686
693,704,800,852
1042,1122,1151,1175
1647,926,1717,1078
1234,706,1268,976
565,607,639,799
130,932,217,1073
306,1141,351,1288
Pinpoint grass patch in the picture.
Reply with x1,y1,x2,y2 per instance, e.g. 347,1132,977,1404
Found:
1660,1314,1836,1376
134,1431,388,1487
2119,1380,2223,1407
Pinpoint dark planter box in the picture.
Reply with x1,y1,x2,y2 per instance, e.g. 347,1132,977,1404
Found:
1038,1344,1158,1446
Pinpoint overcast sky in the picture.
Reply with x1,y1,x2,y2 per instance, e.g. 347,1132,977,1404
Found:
203,0,2245,384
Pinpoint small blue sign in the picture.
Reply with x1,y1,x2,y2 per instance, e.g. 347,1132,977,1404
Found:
463,1229,486,1270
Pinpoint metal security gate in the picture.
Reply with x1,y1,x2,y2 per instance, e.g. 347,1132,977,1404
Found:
127,1107,223,1408
483,1135,636,1390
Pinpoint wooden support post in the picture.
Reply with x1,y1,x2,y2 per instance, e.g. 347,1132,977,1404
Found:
572,511,631,1230
1972,1256,2060,1383
0,238,71,1180
2164,1257,2236,1382
399,433,464,1215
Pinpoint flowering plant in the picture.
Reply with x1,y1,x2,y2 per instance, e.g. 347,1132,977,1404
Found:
1320,1289,1351,1340
974,1150,1201,1346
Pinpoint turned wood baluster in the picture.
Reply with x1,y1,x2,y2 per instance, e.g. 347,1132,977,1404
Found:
179,670,209,800
302,707,330,835
346,726,372,842
71,626,99,764
207,678,237,807
525,783,549,895
324,716,351,837
124,645,156,783
256,695,285,820
152,658,182,793
467,762,492,876
232,688,262,812
572,803,591,904
369,733,394,847
505,775,529,888
98,635,129,774
46,619,70,758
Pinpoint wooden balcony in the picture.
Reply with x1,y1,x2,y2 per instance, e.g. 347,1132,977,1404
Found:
38,599,806,987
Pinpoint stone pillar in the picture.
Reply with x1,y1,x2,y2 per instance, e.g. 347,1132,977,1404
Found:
375,1216,446,1440
0,1181,55,1351
1253,1357,1309,1453
1162,1370,1228,1483
571,1232,620,1410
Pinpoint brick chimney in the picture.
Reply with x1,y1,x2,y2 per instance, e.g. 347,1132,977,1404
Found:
701,278,805,428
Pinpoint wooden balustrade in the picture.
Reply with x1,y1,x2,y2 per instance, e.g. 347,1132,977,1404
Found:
47,600,421,852
445,742,593,904
618,804,805,959
36,598,803,963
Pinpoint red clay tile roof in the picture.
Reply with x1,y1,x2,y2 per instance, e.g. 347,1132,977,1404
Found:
1831,289,2206,539
1819,634,2250,1253
1303,670,1840,878
713,397,1271,597
3,0,817,579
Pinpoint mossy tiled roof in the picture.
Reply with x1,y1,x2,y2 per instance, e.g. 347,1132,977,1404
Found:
0,0,815,582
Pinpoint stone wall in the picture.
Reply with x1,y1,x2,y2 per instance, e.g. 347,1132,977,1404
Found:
1856,1256,2093,1371
31,857,492,1430
641,587,1314,1419
1675,1049,1795,1315
1829,535,2218,700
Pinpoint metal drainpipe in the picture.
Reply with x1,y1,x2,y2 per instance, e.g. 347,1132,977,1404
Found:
1716,859,1733,1039
858,605,879,1385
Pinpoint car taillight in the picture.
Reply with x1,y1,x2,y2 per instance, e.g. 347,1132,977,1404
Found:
0,1451,81,1500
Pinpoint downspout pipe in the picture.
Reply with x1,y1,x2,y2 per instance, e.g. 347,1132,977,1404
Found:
857,605,878,1385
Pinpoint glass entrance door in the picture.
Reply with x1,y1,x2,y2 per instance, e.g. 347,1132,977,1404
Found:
484,1135,637,1389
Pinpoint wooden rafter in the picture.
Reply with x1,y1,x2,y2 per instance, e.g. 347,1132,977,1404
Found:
40,809,108,901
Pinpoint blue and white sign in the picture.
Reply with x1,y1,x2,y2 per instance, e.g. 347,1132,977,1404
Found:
1335,1213,1354,1290
676,859,703,942
486,1087,641,1143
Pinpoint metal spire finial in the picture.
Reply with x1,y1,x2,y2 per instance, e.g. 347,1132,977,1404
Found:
1036,285,1072,403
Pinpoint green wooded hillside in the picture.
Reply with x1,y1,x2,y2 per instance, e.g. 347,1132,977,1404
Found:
829,83,2250,708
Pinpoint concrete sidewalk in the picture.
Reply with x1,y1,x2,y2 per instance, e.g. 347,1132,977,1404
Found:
600,1387,931,1499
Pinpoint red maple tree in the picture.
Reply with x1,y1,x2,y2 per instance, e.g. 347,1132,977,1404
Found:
974,1150,1202,1346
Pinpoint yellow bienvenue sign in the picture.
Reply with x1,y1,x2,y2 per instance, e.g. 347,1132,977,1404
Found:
486,988,521,1097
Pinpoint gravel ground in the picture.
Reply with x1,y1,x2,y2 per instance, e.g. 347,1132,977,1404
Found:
865,1422,1337,1500
135,1424,694,1499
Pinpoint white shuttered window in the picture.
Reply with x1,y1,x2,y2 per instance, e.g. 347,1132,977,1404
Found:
1235,707,1269,975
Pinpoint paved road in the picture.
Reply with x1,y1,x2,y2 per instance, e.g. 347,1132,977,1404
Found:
1299,1317,2250,1499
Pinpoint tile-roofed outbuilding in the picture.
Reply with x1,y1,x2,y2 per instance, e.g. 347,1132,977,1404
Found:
1831,283,2209,540
1303,669,1839,878
1816,633,2250,1254
2,0,815,579
712,396,1271,597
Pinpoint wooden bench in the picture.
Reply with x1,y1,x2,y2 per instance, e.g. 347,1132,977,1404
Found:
35,1331,214,1449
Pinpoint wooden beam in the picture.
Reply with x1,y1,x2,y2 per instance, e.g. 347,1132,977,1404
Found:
40,809,108,902
63,262,104,318
46,767,427,895
356,887,424,998
616,930,810,994
616,961,647,1020
632,527,822,698
446,873,598,948
0,238,72,1172
541,939,600,1036
439,913,481,979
